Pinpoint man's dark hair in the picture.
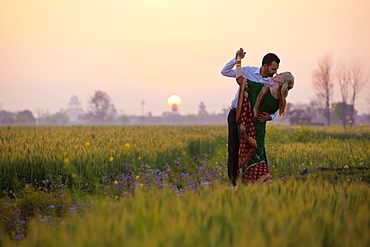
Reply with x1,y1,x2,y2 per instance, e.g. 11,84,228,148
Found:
262,53,280,66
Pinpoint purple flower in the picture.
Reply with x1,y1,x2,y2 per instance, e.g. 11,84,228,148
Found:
15,234,25,239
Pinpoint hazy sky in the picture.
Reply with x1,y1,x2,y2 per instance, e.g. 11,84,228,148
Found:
1,0,369,116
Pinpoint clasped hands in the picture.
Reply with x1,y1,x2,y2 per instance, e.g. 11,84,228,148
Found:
235,48,246,60
257,111,272,122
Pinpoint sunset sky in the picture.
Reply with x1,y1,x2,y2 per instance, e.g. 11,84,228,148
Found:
1,0,369,117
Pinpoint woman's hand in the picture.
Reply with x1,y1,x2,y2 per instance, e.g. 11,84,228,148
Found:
235,48,246,60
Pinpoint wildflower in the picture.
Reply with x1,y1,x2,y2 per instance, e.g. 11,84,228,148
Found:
113,180,118,184
115,196,119,199
108,157,114,162
64,158,70,163
344,165,349,169
331,129,334,132
182,151,187,155
347,179,351,182
138,157,142,160
348,120,353,124
125,143,131,150
135,175,140,179
85,142,91,147
15,234,25,239
332,104,338,108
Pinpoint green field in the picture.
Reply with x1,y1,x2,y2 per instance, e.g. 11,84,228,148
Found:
0,125,369,246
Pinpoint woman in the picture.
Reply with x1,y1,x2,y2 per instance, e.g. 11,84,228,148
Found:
235,53,294,183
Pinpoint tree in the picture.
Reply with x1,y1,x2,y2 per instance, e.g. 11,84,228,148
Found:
45,112,69,125
336,59,367,125
198,102,208,116
336,60,350,123
348,60,366,124
0,110,15,125
16,110,36,125
312,53,334,125
336,61,349,105
88,90,115,123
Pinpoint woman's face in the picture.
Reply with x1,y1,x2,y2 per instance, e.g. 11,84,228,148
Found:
273,73,286,84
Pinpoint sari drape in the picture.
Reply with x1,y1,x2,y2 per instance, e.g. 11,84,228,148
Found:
236,76,276,183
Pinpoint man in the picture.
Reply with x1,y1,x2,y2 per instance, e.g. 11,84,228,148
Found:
221,48,280,186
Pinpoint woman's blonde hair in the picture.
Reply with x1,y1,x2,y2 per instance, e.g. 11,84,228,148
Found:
278,72,294,117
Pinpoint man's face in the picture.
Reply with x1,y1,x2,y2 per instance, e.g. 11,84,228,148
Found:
266,61,279,77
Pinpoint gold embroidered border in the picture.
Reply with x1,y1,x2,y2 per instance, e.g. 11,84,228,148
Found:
253,85,269,118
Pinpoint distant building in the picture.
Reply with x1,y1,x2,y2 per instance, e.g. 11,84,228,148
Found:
65,95,85,123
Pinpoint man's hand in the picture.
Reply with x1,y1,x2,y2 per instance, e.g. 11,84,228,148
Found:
235,48,246,60
257,111,272,122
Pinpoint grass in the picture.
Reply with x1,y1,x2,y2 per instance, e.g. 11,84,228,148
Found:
0,124,369,246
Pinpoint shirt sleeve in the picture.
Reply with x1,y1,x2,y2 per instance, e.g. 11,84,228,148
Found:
270,110,279,120
221,58,237,78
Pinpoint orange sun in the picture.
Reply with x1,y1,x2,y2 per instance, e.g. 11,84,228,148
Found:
167,95,182,110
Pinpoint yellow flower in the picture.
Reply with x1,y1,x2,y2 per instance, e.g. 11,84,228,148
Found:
64,158,70,163
347,179,351,182
108,157,114,162
113,180,118,184
85,142,91,147
344,165,349,169
359,124,363,127
135,175,140,179
182,151,187,155
331,129,334,132
332,104,338,108
115,195,119,199
226,144,228,147
124,143,131,150
354,156,357,159
348,120,353,123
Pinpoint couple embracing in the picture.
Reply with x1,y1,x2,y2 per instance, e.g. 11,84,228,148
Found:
221,48,294,186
